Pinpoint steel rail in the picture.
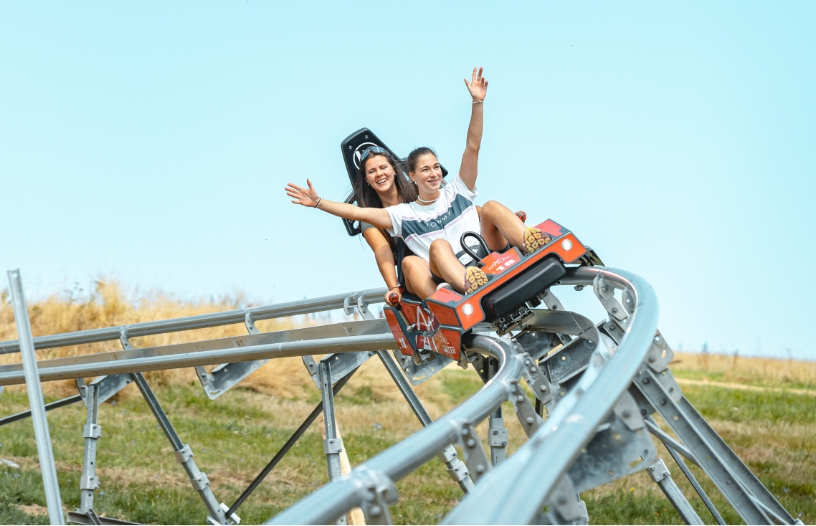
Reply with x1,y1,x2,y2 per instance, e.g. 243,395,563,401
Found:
267,334,525,525
0,331,397,386
0,288,386,355
442,266,659,524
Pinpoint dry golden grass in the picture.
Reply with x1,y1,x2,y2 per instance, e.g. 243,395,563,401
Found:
0,279,306,399
671,351,816,388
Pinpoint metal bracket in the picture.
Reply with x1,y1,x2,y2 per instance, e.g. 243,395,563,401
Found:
613,391,645,431
509,381,543,437
119,329,133,350
190,472,211,491
323,438,344,455
80,475,100,491
207,502,241,526
343,293,369,316
518,351,554,405
567,410,657,493
547,476,588,524
647,458,671,483
538,288,565,311
439,445,471,484
487,424,508,448
356,469,398,525
592,275,628,321
645,330,674,373
76,378,88,400
174,444,194,463
458,423,491,482
83,423,102,439
393,349,453,386
244,313,259,334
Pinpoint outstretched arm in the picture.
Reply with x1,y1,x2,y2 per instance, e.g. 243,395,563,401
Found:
285,179,393,231
459,67,488,191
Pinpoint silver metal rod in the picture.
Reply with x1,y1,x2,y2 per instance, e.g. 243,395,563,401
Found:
0,394,83,426
0,288,387,354
0,331,397,386
8,269,65,525
444,266,658,525
645,418,701,467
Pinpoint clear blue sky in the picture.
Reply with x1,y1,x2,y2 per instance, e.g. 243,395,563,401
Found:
2,2,814,360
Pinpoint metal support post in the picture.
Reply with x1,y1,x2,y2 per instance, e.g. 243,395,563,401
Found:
485,358,507,466
8,269,65,525
646,458,704,525
79,384,102,513
319,361,346,525
375,350,474,492
130,372,230,525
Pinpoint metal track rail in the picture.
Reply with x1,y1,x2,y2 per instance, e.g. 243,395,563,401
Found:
267,266,657,524
0,288,386,354
0,320,396,385
444,266,657,524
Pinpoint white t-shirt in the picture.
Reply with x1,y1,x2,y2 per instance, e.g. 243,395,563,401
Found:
386,174,480,262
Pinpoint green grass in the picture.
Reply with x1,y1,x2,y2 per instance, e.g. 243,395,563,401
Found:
0,363,813,524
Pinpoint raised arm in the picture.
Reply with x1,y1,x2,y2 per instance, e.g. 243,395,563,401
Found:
459,67,488,191
285,179,393,230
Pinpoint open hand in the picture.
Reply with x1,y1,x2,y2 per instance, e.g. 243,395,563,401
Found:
464,67,488,102
286,179,319,207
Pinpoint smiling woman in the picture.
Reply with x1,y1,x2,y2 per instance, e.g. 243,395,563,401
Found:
285,68,549,300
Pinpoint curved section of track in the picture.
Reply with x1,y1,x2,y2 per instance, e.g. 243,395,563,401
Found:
444,266,658,523
268,266,658,524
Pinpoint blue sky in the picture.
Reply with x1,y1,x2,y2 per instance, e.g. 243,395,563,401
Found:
1,2,814,360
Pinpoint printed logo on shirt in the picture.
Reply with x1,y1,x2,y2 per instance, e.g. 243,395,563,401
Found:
401,194,475,241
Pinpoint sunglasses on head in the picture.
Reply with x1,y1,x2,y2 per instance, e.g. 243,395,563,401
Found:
359,146,388,163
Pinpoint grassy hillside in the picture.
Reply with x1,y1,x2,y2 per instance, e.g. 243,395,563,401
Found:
0,282,813,524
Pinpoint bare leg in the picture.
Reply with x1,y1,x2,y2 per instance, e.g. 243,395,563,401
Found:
402,256,438,299
428,240,468,293
480,200,549,254
479,200,525,249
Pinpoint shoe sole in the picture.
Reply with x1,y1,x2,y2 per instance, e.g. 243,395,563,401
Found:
465,267,489,294
524,227,552,255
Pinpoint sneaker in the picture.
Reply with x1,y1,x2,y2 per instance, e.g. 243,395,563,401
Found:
524,227,551,255
464,267,489,294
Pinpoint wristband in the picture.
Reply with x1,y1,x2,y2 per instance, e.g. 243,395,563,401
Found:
314,197,322,209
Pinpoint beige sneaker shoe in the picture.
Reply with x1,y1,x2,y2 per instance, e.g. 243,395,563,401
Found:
464,267,489,294
524,227,552,255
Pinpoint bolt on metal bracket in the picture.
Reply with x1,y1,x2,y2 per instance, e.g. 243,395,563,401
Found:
613,391,646,431
538,288,565,311
458,422,491,482
592,275,628,321
509,381,543,437
518,351,554,405
355,469,398,525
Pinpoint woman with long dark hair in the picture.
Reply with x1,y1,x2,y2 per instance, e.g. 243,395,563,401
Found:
287,67,549,299
347,145,416,306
